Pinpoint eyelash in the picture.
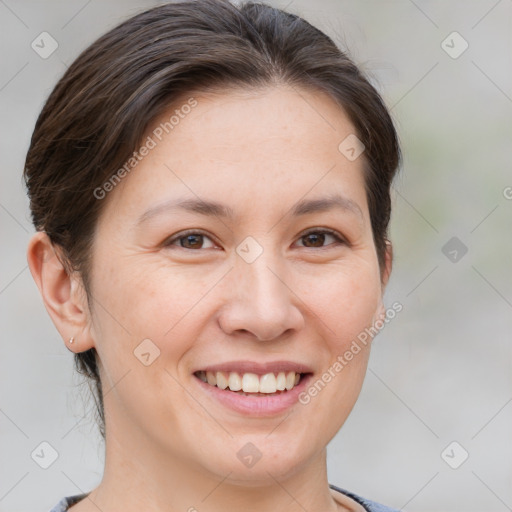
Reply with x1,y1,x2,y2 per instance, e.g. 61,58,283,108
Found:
163,228,347,251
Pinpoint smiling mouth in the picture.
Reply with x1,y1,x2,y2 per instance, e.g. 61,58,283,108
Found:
194,370,307,396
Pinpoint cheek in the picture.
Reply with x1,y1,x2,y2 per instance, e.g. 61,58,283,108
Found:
89,260,201,434
89,257,215,366
298,257,382,348
93,255,173,329
303,258,381,413
293,265,380,444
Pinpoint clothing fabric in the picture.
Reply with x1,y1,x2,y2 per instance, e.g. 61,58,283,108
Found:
47,493,88,512
48,486,399,512
330,484,400,511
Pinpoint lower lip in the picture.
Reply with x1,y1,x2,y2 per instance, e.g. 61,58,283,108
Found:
193,374,312,416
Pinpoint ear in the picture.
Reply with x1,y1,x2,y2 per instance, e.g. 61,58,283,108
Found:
375,240,393,322
27,232,95,353
380,239,393,289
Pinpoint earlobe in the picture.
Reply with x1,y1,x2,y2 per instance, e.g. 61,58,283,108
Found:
27,232,95,352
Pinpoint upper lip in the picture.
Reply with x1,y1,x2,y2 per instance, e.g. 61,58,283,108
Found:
193,360,313,376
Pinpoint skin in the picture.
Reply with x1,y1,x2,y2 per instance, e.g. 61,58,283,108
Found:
28,85,392,512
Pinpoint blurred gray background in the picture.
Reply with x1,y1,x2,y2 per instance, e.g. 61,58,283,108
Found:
1,1,511,511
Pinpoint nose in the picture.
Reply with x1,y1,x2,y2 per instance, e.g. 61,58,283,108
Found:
217,250,305,342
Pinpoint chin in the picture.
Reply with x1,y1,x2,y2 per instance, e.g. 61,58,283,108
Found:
194,432,319,485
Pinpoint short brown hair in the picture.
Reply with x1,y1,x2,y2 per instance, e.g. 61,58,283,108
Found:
24,0,401,438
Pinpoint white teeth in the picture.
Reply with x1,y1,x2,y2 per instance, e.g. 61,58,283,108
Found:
285,371,295,390
198,370,303,393
216,371,228,389
259,373,277,393
242,373,260,392
228,372,242,391
276,372,286,391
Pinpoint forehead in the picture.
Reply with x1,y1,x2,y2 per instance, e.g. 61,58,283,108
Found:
162,85,356,161
101,85,369,224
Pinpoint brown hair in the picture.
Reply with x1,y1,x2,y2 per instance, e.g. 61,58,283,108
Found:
24,0,401,438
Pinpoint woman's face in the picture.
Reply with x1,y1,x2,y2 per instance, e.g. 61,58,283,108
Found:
85,85,390,482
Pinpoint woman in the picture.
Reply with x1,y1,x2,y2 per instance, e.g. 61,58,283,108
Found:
25,1,401,511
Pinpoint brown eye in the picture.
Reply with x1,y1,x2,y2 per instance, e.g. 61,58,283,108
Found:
179,234,204,249
165,231,216,250
302,232,327,248
297,229,345,249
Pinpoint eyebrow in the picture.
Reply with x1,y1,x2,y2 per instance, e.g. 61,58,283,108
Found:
136,193,363,225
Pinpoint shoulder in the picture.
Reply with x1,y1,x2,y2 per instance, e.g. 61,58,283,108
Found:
48,493,89,512
330,484,401,512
